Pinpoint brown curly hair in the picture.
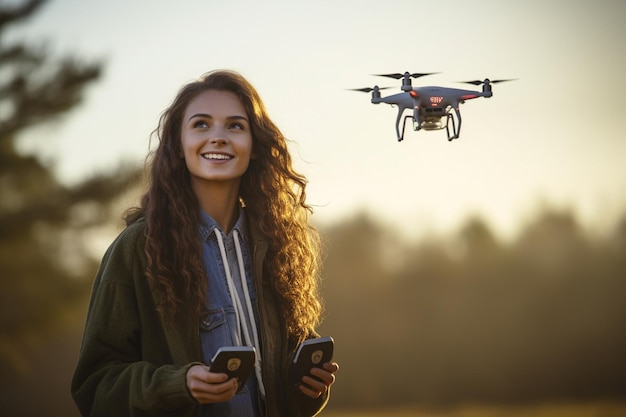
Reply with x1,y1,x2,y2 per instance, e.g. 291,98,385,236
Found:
125,70,322,341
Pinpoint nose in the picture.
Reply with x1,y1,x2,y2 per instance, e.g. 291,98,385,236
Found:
208,124,229,145
210,136,227,145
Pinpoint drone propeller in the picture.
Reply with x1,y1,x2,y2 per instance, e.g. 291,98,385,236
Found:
347,86,391,93
460,78,517,85
374,72,438,80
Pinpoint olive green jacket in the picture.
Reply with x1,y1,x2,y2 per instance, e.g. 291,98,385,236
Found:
71,217,328,416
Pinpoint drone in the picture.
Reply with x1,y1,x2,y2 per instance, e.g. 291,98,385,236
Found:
350,72,515,142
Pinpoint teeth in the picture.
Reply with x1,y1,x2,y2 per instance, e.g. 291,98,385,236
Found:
202,153,232,160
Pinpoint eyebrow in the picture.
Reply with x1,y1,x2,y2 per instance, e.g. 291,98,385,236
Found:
188,113,249,122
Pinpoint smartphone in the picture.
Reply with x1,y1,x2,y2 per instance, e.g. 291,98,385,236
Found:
290,336,334,386
209,346,256,392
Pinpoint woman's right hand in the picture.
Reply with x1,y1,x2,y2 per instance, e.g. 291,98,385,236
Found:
186,364,238,404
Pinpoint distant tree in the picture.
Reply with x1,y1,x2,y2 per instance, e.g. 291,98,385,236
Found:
457,216,499,259
513,208,589,279
0,0,139,373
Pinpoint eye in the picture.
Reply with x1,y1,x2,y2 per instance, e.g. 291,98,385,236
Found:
193,120,209,129
229,121,246,130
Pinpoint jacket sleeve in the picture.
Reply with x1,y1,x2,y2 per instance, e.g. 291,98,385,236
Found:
70,225,198,417
291,384,331,417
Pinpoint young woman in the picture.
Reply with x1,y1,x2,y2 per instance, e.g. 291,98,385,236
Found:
71,70,338,417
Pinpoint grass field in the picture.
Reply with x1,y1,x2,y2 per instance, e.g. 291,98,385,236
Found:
322,402,626,417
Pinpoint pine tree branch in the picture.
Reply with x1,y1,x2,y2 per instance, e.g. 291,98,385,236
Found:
0,0,45,29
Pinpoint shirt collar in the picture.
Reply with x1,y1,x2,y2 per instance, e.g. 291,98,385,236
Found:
199,206,248,243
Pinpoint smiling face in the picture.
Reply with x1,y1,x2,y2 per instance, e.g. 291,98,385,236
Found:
180,89,253,196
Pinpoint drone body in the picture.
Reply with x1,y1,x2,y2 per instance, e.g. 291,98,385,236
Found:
352,72,514,141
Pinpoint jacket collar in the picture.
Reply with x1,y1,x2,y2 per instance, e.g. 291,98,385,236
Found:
198,206,250,246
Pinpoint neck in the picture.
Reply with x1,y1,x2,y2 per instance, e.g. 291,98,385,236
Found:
192,180,241,233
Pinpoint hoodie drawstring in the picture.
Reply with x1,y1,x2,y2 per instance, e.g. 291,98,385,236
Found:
214,228,266,398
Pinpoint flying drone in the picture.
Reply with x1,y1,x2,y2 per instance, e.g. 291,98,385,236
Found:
350,72,515,142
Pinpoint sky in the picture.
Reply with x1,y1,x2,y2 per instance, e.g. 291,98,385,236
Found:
8,0,626,241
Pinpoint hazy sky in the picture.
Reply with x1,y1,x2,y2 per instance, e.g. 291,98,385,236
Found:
9,0,626,240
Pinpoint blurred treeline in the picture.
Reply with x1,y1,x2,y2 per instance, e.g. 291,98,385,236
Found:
2,207,626,415
317,211,626,409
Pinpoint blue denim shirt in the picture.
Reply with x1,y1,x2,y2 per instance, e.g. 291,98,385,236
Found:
198,209,263,417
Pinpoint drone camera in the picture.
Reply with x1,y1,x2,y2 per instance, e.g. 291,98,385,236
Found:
421,116,446,131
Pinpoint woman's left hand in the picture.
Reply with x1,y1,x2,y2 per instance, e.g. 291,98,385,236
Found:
299,362,339,399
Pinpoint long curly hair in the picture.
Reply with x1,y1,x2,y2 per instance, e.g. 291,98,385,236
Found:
124,70,322,341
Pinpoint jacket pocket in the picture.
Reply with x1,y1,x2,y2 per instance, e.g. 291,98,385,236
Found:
200,308,227,332
199,307,251,395
199,307,239,362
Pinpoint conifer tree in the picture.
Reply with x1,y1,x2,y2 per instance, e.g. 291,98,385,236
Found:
0,0,138,372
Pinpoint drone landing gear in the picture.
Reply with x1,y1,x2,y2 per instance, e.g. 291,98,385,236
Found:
445,107,462,141
397,114,415,142
445,114,457,141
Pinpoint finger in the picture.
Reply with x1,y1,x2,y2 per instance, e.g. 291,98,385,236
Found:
188,365,230,384
301,374,328,393
191,378,238,404
323,362,339,373
188,375,231,396
210,378,239,395
298,380,327,399
308,367,336,386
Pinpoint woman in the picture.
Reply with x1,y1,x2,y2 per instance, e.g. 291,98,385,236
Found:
71,70,338,417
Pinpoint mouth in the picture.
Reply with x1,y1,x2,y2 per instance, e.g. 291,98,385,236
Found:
201,153,233,161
